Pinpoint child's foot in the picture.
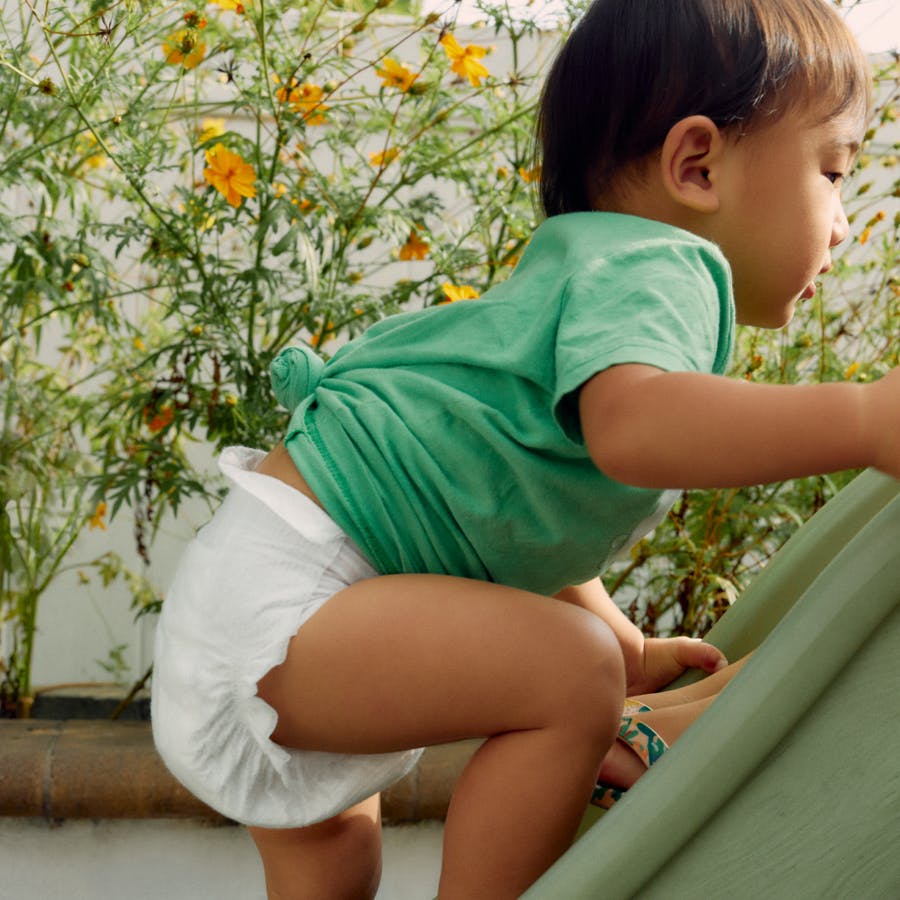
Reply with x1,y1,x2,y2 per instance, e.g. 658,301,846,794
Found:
594,695,715,800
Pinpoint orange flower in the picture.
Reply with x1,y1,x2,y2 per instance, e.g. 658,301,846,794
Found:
310,323,336,347
441,282,479,302
440,33,489,87
399,230,429,261
163,30,207,69
145,404,175,433
88,501,107,531
376,58,418,93
203,143,257,207
858,209,886,245
518,164,541,183
294,82,328,125
275,77,329,125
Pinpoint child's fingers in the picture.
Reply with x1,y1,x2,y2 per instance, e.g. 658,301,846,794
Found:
669,636,728,673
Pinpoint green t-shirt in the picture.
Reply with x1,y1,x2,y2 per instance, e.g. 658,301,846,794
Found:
277,212,735,595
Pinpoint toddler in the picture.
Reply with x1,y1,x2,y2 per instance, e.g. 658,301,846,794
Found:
151,0,899,897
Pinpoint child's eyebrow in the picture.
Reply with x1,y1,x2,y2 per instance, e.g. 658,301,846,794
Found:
826,137,861,155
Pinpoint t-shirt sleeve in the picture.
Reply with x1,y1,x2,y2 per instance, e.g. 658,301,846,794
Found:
553,236,735,440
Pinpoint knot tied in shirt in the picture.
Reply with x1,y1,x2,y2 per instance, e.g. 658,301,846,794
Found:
269,345,326,411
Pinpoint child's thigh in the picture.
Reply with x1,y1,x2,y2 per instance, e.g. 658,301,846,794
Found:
256,573,625,754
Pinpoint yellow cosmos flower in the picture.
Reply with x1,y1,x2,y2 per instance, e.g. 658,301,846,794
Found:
518,164,541,183
294,82,328,125
275,77,329,124
203,143,257,208
198,117,226,144
88,501,108,530
399,230,429,261
844,361,860,380
440,33,490,87
78,133,109,169
441,282,479,302
163,30,207,70
858,209,886,245
274,77,295,106
209,0,247,11
369,147,400,168
376,58,418,93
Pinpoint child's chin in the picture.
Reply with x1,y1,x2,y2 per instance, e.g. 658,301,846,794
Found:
759,304,797,330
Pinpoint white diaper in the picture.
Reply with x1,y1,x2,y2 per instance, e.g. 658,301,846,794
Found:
151,447,424,828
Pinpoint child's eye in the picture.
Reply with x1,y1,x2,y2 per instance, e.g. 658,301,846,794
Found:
824,172,844,185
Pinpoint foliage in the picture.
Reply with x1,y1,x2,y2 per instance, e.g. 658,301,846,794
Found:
0,0,562,710
0,1,897,714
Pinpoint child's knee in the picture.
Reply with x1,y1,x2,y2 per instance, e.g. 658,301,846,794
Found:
552,610,626,739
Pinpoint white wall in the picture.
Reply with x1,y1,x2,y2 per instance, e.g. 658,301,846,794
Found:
0,818,444,900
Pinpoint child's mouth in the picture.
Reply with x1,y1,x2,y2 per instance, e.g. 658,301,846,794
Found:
801,282,817,300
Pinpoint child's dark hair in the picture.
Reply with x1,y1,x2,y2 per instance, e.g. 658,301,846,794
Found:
538,0,872,217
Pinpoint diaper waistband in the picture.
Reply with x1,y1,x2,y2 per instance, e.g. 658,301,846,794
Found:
218,446,344,545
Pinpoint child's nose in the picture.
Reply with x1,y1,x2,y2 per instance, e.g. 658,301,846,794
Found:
831,201,850,247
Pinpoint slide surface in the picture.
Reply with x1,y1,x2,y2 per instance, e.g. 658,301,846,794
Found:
524,470,900,899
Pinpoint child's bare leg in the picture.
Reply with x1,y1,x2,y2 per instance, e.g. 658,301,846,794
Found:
596,654,753,793
255,573,626,900
249,794,382,900
597,695,716,789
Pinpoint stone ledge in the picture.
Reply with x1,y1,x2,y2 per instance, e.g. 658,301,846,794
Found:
0,720,478,824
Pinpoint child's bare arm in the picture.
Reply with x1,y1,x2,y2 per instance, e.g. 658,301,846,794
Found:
579,364,900,488
556,579,644,674
555,578,726,693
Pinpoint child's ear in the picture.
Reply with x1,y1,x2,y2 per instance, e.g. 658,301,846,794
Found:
660,116,725,214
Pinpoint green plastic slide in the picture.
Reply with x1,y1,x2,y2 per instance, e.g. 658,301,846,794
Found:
525,469,900,899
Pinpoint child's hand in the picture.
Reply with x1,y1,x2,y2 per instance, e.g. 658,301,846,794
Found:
628,637,727,695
